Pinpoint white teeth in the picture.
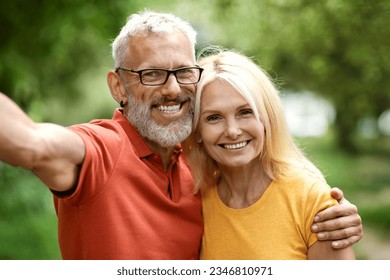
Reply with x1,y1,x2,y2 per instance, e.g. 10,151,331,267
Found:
158,104,181,114
223,141,248,150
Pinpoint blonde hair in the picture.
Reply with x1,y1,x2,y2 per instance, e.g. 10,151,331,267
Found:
183,47,324,193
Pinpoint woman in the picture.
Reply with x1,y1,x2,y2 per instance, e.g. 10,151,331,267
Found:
184,48,355,259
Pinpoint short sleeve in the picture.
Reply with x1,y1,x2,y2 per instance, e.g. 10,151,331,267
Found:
305,180,338,247
61,123,123,205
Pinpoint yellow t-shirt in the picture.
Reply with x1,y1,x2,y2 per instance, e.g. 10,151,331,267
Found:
200,174,337,260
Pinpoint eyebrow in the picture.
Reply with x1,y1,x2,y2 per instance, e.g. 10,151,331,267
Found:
200,102,251,114
139,64,197,70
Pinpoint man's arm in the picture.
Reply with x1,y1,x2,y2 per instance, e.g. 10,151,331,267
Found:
311,187,363,249
0,93,85,192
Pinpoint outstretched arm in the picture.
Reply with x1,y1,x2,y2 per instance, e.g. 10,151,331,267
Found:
311,187,363,249
0,93,85,192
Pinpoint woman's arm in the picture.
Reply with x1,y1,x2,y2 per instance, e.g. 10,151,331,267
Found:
308,240,355,259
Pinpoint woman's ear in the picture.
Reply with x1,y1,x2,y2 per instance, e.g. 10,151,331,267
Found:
107,70,127,105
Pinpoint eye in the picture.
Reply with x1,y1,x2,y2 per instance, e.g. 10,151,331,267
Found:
176,68,193,76
239,108,254,116
206,114,221,122
142,70,164,78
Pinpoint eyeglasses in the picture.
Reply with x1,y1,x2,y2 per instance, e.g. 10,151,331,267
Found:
115,66,204,86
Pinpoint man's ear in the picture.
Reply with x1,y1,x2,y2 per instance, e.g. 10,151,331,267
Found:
107,70,127,105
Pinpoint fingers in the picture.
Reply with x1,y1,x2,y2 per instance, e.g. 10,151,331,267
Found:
330,187,343,201
314,203,358,223
312,194,363,249
315,225,362,240
330,235,363,249
312,214,362,232
312,219,363,250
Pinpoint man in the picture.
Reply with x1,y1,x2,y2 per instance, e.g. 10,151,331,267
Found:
0,10,362,259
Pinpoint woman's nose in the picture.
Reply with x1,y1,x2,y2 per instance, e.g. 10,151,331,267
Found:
225,121,242,139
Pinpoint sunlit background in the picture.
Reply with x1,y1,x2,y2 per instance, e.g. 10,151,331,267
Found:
0,0,389,259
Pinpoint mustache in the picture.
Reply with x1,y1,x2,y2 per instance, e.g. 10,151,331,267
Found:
149,94,193,106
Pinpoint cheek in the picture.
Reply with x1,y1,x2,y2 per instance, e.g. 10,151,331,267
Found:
127,82,153,103
199,124,221,144
243,119,265,149
201,140,221,163
254,123,266,153
184,84,196,96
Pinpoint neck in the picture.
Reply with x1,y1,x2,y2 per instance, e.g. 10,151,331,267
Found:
144,138,177,172
217,163,271,209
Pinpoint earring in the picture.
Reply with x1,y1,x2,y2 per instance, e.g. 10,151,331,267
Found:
120,100,127,108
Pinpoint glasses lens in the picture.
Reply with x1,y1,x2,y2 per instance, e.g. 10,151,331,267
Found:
139,67,201,85
140,70,167,85
176,68,200,84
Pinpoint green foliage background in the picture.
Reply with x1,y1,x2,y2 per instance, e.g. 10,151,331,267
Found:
0,0,389,259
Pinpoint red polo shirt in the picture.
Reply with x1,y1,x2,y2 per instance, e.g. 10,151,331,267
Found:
53,109,203,259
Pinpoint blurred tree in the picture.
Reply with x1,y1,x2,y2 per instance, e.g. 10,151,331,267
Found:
0,0,149,259
269,0,390,152
0,0,136,118
201,0,390,152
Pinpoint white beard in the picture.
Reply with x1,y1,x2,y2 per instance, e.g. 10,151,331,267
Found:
125,92,194,148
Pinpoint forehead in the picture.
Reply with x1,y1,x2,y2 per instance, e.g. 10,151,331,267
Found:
201,80,248,108
127,32,195,69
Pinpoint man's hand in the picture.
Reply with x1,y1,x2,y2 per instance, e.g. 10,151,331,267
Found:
311,187,363,249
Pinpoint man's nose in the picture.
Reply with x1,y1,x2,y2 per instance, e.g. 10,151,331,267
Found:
161,73,181,98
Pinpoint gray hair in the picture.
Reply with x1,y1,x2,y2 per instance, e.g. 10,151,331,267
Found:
111,10,197,66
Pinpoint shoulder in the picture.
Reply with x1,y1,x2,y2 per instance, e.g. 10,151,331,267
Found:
277,172,325,187
70,118,122,134
68,119,124,144
275,172,333,200
66,120,128,164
